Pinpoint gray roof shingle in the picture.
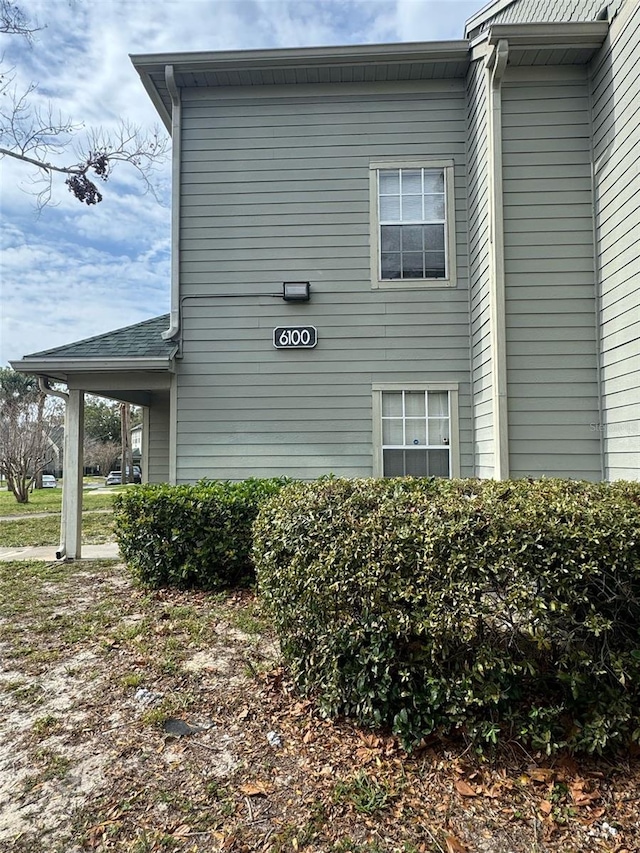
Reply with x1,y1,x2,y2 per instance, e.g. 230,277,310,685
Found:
24,315,174,360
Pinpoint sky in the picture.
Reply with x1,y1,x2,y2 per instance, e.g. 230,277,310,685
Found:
0,0,480,366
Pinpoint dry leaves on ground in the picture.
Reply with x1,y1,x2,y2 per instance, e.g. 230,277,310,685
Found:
0,559,639,853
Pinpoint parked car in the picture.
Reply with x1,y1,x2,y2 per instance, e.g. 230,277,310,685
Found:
105,466,142,486
41,474,58,488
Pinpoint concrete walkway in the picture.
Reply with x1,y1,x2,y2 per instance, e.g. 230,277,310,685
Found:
0,543,120,561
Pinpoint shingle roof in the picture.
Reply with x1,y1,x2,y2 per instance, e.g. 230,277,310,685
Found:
24,315,174,360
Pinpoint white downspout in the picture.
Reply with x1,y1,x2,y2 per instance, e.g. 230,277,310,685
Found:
163,64,181,342
39,378,83,560
486,39,510,480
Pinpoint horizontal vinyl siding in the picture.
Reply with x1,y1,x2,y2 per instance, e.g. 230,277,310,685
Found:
177,83,471,482
502,69,601,479
466,58,494,477
591,1,640,480
148,395,170,483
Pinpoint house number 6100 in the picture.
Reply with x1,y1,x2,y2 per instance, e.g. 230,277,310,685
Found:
273,326,318,349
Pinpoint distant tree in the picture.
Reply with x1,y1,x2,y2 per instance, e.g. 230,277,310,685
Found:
0,1,169,208
0,368,61,502
84,438,121,477
84,398,122,444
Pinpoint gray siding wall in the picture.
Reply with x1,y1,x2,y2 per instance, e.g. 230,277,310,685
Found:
591,1,640,479
148,393,170,483
475,0,625,27
466,58,494,477
501,67,602,478
176,82,472,482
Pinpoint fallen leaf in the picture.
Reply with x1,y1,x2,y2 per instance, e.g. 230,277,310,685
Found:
529,768,555,783
455,779,477,798
444,833,467,852
539,800,553,815
239,781,271,796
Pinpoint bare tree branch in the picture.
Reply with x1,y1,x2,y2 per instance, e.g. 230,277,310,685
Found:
0,0,41,39
0,2,169,207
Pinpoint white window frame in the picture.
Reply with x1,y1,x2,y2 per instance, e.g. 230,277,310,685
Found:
372,382,460,478
369,158,457,290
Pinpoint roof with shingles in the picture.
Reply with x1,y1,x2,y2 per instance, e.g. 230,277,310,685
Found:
23,315,174,360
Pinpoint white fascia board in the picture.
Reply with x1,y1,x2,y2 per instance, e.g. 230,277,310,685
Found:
130,40,470,74
486,21,610,48
10,357,174,375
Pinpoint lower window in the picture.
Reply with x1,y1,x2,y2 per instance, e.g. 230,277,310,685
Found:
373,385,459,478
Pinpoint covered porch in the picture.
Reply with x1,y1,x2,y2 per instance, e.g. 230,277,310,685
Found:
10,315,176,560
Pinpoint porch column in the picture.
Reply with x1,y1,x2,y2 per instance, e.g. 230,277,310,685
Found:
58,389,84,560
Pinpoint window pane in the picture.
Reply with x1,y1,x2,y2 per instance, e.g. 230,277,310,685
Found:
405,391,425,417
428,419,449,445
424,196,445,220
423,170,445,193
383,419,404,444
423,224,445,251
383,449,405,477
381,253,401,279
405,449,428,477
401,170,422,195
401,225,423,251
425,252,446,277
382,391,402,416
402,252,424,278
427,449,450,477
428,391,449,417
405,420,427,445
379,170,399,194
380,195,400,221
402,195,422,220
381,226,401,252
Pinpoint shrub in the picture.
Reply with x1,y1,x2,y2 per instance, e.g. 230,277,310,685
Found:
254,477,640,753
114,478,289,590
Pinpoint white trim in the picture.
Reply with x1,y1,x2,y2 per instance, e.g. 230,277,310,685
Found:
372,383,460,478
486,40,510,480
141,407,151,485
169,372,178,485
163,64,181,343
369,159,457,291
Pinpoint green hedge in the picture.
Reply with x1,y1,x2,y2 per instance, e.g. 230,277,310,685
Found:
254,477,640,753
114,478,289,590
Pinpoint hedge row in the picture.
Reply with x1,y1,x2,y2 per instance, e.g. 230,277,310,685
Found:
253,477,640,754
113,478,288,590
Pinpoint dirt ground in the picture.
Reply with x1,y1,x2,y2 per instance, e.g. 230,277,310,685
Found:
1,559,639,853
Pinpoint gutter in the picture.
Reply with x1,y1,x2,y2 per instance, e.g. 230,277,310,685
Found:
163,64,181,343
486,39,510,480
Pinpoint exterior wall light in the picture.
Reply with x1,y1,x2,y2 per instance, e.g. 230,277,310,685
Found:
282,281,310,302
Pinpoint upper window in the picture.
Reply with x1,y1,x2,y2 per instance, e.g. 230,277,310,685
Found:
370,160,456,289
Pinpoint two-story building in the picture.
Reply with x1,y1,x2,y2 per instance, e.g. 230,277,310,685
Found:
12,0,640,557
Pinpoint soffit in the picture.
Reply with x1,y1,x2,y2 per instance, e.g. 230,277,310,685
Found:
132,42,471,130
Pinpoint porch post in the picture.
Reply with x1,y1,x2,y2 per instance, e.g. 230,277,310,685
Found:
58,389,84,560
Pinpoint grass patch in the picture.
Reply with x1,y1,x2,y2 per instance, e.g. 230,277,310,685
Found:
333,771,394,815
0,486,117,516
0,511,116,547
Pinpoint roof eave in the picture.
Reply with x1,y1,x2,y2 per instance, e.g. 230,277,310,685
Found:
486,21,610,48
10,356,176,378
130,40,471,74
